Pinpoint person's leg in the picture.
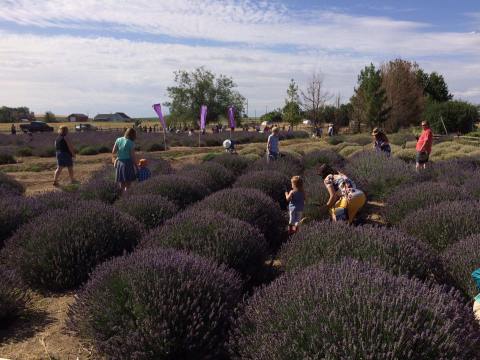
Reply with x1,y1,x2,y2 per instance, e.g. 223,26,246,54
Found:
473,300,480,322
347,193,367,224
53,166,63,185
67,166,76,183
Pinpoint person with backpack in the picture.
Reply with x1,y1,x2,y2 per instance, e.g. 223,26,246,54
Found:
371,128,391,156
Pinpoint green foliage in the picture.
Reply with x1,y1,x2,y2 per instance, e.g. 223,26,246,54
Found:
282,79,302,127
0,153,16,165
417,69,452,103
78,146,99,155
424,100,478,134
16,147,33,157
0,106,31,123
350,63,390,132
165,67,245,127
260,109,282,123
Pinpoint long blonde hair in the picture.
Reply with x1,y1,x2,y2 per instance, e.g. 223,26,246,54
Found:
58,125,68,136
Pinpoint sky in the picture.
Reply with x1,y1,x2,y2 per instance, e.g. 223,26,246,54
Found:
0,0,479,117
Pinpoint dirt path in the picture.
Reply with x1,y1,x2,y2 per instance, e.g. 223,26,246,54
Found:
0,293,94,360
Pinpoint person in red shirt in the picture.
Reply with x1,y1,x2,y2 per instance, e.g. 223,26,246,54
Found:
415,120,433,171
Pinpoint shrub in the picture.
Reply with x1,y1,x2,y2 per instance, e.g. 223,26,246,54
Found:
248,153,303,178
3,202,143,291
303,149,344,169
16,147,33,157
233,170,290,209
326,135,344,145
348,134,372,146
130,175,208,208
394,148,416,162
425,100,478,134
210,154,251,176
385,182,468,224
78,146,99,156
180,162,234,192
442,235,480,299
400,200,480,252
115,194,178,229
68,248,242,359
0,196,38,248
0,153,16,165
79,166,120,204
389,132,416,146
426,159,479,185
192,188,286,250
230,260,480,359
141,209,267,280
97,145,110,153
345,151,416,199
0,266,28,325
0,172,25,196
302,173,331,222
36,147,55,157
279,221,452,286
150,157,174,175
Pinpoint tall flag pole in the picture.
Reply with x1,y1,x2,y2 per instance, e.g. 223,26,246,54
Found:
152,103,167,151
200,105,207,147
228,106,236,139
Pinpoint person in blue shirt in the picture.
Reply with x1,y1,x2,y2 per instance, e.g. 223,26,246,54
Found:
285,176,305,235
112,128,138,193
137,158,151,182
473,268,480,321
267,127,280,161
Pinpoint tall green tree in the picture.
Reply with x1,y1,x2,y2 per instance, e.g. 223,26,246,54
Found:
283,79,302,127
416,69,453,103
44,111,56,122
350,64,390,132
165,67,245,127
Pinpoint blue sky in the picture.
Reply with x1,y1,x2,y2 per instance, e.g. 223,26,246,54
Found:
0,0,478,117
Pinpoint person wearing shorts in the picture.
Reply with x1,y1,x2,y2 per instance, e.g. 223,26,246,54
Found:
318,164,366,224
285,176,305,235
267,127,280,162
53,125,77,186
416,120,433,171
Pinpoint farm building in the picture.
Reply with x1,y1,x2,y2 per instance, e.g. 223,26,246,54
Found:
93,112,131,122
67,113,89,122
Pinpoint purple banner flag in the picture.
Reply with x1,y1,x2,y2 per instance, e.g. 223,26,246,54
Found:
152,103,166,129
228,106,236,129
200,105,207,130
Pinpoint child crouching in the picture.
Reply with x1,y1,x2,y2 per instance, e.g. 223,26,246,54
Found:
285,176,305,235
137,158,151,182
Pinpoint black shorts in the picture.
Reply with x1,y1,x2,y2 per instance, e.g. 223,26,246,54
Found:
416,151,429,164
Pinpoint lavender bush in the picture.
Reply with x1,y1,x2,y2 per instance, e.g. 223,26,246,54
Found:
233,170,290,209
279,221,452,286
0,172,25,196
229,260,480,359
179,162,234,192
345,151,416,199
248,153,303,178
141,209,267,280
129,174,208,208
3,202,143,291
303,148,344,169
150,157,174,175
400,200,480,252
0,266,29,326
79,165,120,204
115,194,178,229
385,182,468,224
0,196,39,248
191,188,287,250
210,154,251,176
442,235,480,299
302,171,330,221
68,248,242,359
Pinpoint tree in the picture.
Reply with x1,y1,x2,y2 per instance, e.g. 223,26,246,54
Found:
416,69,453,103
165,67,245,127
283,79,302,127
260,109,283,123
301,72,331,125
381,59,425,131
0,106,31,123
424,100,478,134
44,111,56,122
350,64,390,132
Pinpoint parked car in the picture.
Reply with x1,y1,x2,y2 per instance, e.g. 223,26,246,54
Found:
75,123,97,132
20,121,54,133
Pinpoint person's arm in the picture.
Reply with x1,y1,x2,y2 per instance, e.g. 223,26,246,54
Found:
111,141,118,163
130,145,138,170
267,136,271,151
472,268,480,292
65,137,76,157
285,190,293,201
325,185,337,208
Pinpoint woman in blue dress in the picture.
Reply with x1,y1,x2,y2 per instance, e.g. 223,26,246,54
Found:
112,128,138,193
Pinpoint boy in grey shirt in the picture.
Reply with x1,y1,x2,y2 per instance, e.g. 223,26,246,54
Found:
267,127,280,161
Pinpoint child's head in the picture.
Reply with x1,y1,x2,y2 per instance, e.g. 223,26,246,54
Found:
317,164,337,179
272,127,280,134
291,175,304,191
138,159,148,167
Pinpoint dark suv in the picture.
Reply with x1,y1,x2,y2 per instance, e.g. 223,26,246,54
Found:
20,121,54,133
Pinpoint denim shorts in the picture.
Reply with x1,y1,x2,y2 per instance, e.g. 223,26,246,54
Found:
289,209,303,225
